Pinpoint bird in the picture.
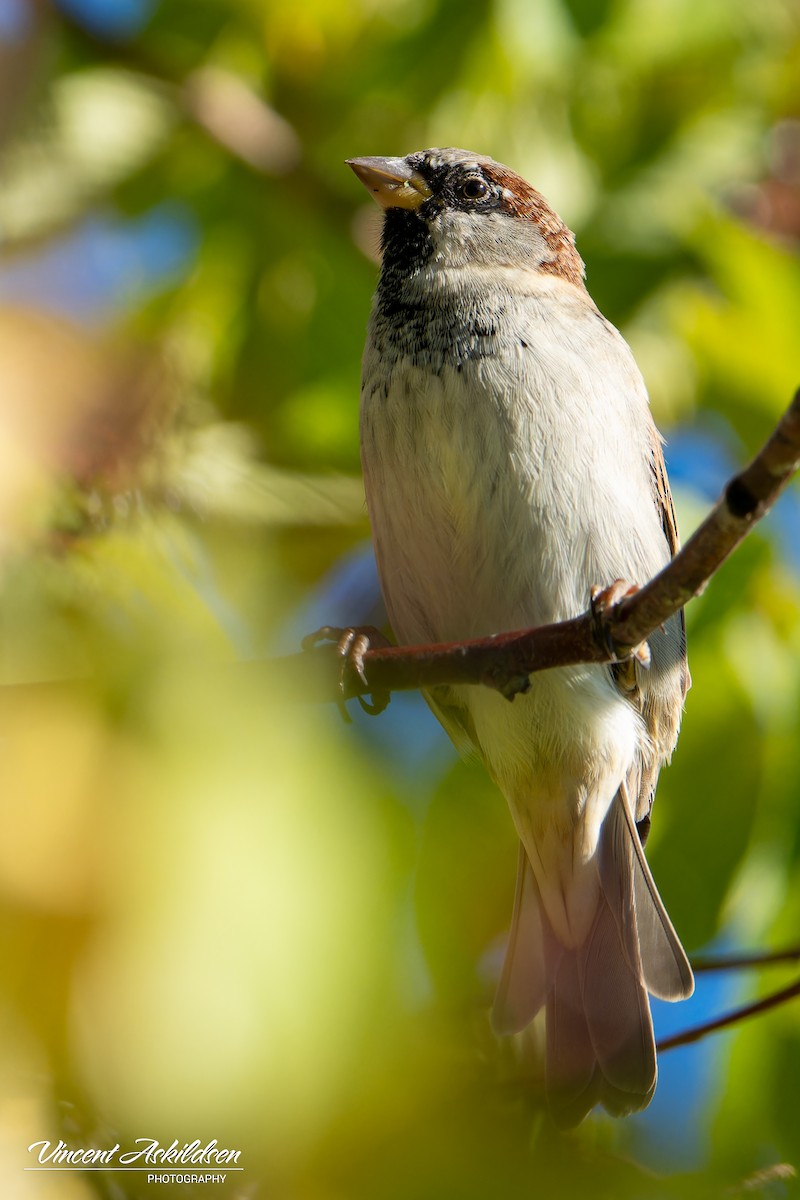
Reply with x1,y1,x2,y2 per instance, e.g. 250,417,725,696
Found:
346,147,694,1126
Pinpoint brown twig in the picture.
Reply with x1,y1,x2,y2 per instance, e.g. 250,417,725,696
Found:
658,976,800,1053
657,946,800,1052
289,387,800,704
691,945,800,973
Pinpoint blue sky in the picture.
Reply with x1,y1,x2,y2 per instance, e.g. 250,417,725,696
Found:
0,0,151,39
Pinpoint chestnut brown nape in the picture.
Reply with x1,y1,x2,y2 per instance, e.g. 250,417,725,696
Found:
484,164,585,287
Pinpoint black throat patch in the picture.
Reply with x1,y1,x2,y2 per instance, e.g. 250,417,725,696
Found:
379,207,434,282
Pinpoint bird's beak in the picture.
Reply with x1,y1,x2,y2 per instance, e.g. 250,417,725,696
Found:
347,156,433,210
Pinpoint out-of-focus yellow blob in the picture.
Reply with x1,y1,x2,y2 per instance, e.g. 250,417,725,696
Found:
71,663,390,1167
0,692,117,913
0,1003,94,1199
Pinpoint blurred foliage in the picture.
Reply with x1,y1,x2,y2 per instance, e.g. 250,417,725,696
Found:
0,0,799,1198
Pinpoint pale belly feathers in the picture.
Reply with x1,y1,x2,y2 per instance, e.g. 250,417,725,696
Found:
360,277,675,935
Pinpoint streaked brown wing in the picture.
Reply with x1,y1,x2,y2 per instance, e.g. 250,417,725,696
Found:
649,424,690,700
614,424,690,831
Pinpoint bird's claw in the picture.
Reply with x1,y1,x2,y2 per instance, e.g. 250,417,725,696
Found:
301,625,392,720
590,579,650,668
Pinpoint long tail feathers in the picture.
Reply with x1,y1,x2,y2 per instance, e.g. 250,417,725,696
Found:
606,786,694,1002
492,788,694,1126
491,844,555,1035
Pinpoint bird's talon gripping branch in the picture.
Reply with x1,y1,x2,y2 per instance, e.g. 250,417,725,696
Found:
301,625,392,718
632,640,652,669
479,661,533,701
590,579,650,665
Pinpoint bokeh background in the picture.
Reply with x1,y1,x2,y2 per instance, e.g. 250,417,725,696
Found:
1,0,799,1197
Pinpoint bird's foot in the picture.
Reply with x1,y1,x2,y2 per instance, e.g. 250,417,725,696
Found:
301,625,392,720
589,579,651,668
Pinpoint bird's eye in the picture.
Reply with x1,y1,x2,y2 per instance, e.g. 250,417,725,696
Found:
460,177,488,201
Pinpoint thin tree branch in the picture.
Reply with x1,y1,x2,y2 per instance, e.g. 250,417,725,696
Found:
658,947,800,1052
287,387,800,704
658,976,800,1053
691,945,800,973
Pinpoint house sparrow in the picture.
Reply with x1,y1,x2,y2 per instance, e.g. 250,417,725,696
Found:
347,147,694,1126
